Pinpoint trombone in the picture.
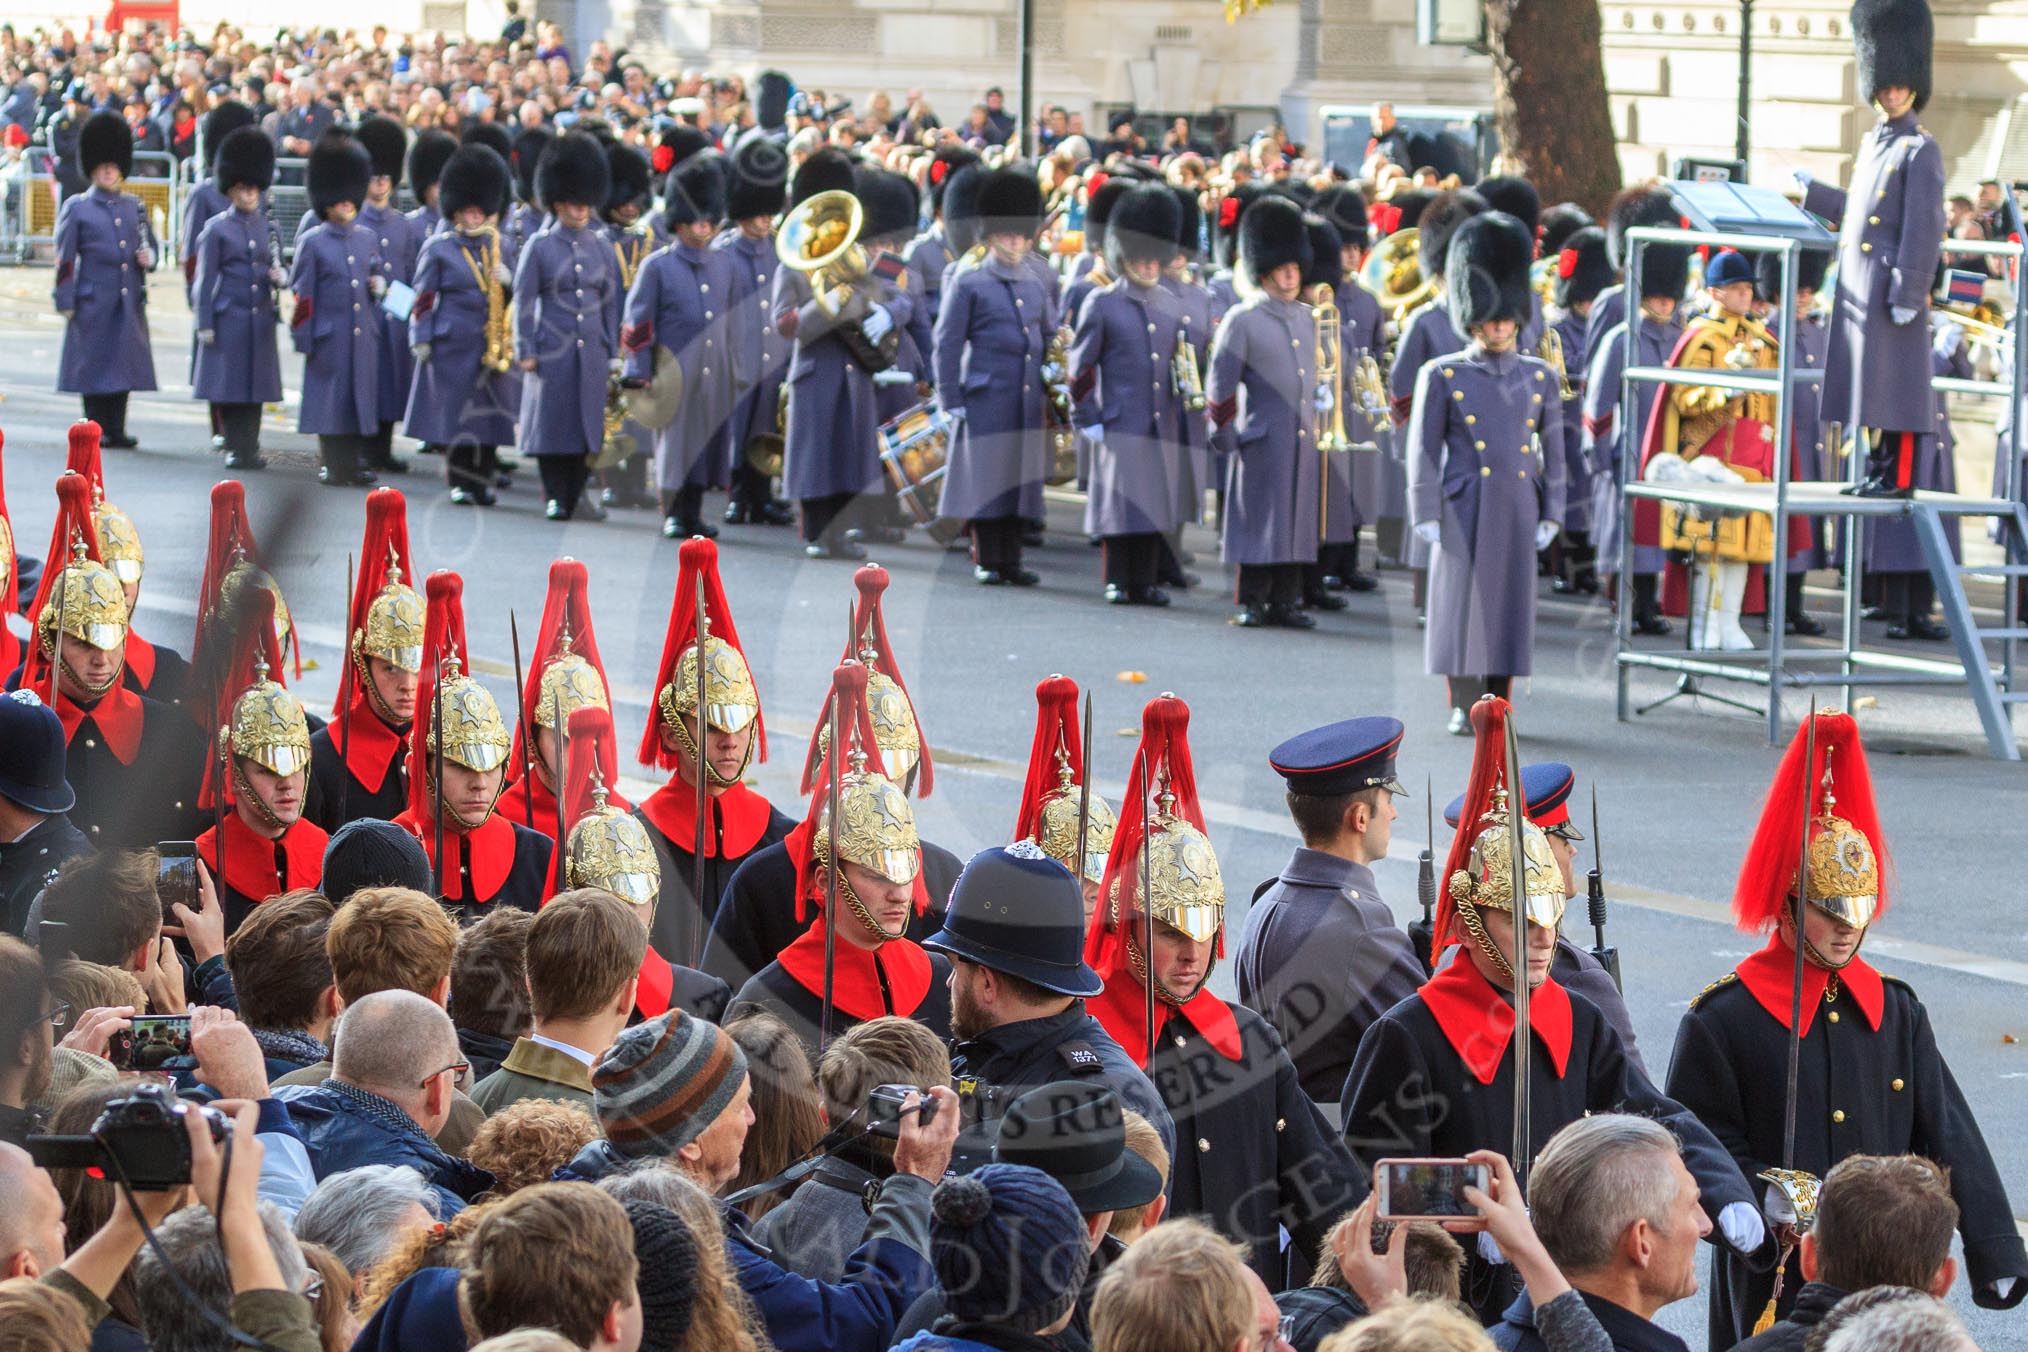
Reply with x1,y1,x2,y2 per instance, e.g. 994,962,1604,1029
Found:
1311,283,1354,455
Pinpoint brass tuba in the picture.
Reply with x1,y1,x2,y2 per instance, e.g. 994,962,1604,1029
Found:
777,189,898,372
1360,227,1439,326
1311,284,1353,455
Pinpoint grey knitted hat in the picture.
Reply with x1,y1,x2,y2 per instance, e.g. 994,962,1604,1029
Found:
592,1010,749,1159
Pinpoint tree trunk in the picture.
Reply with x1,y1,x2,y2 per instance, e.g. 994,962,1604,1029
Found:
1485,0,1622,217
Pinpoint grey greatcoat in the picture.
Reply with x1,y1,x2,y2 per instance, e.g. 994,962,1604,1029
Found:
363,201,423,427
716,228,789,452
1549,307,1591,535
54,187,157,395
1408,344,1567,677
405,228,520,448
623,239,748,490
901,224,955,364
1069,279,1187,538
933,254,1054,523
513,221,621,458
606,223,662,468
1338,278,1388,533
1866,319,1969,573
1234,847,1427,1106
190,205,283,406
1780,308,1832,571
1804,110,1946,435
772,265,906,500
179,179,229,296
1208,293,1323,567
289,220,383,435
1164,272,1218,524
1387,299,1467,567
1581,311,1682,576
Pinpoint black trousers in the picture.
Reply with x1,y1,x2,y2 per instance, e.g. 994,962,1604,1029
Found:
1884,570,1936,623
318,434,368,476
613,443,651,498
81,393,129,441
1447,675,1514,712
446,444,494,492
212,403,262,454
1102,533,1162,590
538,454,591,514
662,484,705,526
1235,563,1303,609
366,421,398,468
732,459,775,510
1863,428,1922,491
971,516,1024,571
800,492,855,544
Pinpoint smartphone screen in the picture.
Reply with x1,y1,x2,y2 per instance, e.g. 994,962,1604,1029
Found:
155,842,198,919
1376,1158,1491,1221
110,1014,193,1071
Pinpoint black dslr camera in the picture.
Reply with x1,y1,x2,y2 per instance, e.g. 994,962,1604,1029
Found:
27,1083,229,1189
864,1083,940,1138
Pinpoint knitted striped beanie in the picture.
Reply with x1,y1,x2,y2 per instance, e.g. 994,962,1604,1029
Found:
592,1010,748,1159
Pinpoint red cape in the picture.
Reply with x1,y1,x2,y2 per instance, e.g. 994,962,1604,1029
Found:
393,808,518,904
1090,967,1242,1069
1734,933,1884,1035
333,688,407,795
776,919,932,1023
198,813,328,907
638,779,771,858
1419,955,1573,1086
56,686,144,764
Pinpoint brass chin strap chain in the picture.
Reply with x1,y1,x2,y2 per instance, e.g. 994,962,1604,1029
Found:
230,757,290,833
425,773,500,834
1126,935,1212,1009
659,685,753,789
1457,899,1517,984
828,861,908,945
43,632,123,699
352,635,407,728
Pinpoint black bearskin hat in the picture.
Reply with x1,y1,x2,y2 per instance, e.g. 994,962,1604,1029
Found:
1238,194,1311,289
1446,211,1534,331
1312,183,1369,251
512,127,552,206
407,129,458,200
654,124,712,177
213,125,275,194
1552,226,1613,310
1754,245,1831,303
790,145,857,210
605,142,653,217
1384,188,1434,233
942,163,987,254
727,137,788,220
355,115,407,184
536,130,612,209
975,166,1044,235
462,121,514,163
200,101,256,170
1082,178,1131,249
928,145,978,212
1302,213,1344,293
1475,175,1540,240
307,131,370,217
1537,202,1594,263
77,110,132,179
1852,0,1932,111
756,70,793,132
1417,188,1488,278
1105,182,1181,275
663,151,728,229
1605,185,1678,270
855,166,920,245
438,144,511,220
1171,184,1203,262
1213,181,1275,271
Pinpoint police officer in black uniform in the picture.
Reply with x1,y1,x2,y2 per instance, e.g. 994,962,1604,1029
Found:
922,843,1174,1174
0,691,92,937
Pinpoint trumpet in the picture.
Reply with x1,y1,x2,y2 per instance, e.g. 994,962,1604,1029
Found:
777,189,899,373
1311,283,1353,455
1172,332,1206,412
1538,327,1575,401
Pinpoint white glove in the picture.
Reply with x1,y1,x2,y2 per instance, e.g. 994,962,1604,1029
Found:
412,342,432,363
1792,169,1814,190
197,329,215,347
369,274,388,299
492,263,512,286
136,246,153,269
1414,520,1441,546
860,304,893,344
268,266,287,286
1314,382,1335,414
1476,1231,1506,1266
1534,520,1559,550
609,357,624,376
1890,305,1919,326
1079,424,1105,444
1644,451,1691,484
1718,1201,1767,1255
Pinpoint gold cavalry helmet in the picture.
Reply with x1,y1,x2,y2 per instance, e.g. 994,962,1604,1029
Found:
1142,800,1225,944
357,545,426,674
814,755,922,886
816,667,920,785
429,655,513,774
1448,784,1567,931
1035,753,1119,885
93,499,143,587
568,771,661,909
40,541,130,655
537,624,610,729
226,654,311,778
1801,787,1879,929
220,559,295,668
658,605,760,787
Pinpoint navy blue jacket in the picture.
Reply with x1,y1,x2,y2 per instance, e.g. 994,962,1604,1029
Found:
274,1079,493,1215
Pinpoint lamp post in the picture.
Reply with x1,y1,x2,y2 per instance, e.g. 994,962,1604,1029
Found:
1019,0,1036,158
1735,0,1753,169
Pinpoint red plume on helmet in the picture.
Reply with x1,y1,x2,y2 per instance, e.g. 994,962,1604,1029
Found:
804,563,932,796
1731,710,1891,932
63,421,105,499
339,488,414,714
199,586,286,811
560,703,620,846
1085,692,1207,980
1430,697,1516,956
520,558,615,780
1013,674,1082,843
403,571,473,824
21,471,106,695
640,536,764,769
790,661,913,922
192,481,299,686
0,431,18,680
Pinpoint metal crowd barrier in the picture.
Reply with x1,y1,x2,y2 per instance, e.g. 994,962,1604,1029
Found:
5,148,180,265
